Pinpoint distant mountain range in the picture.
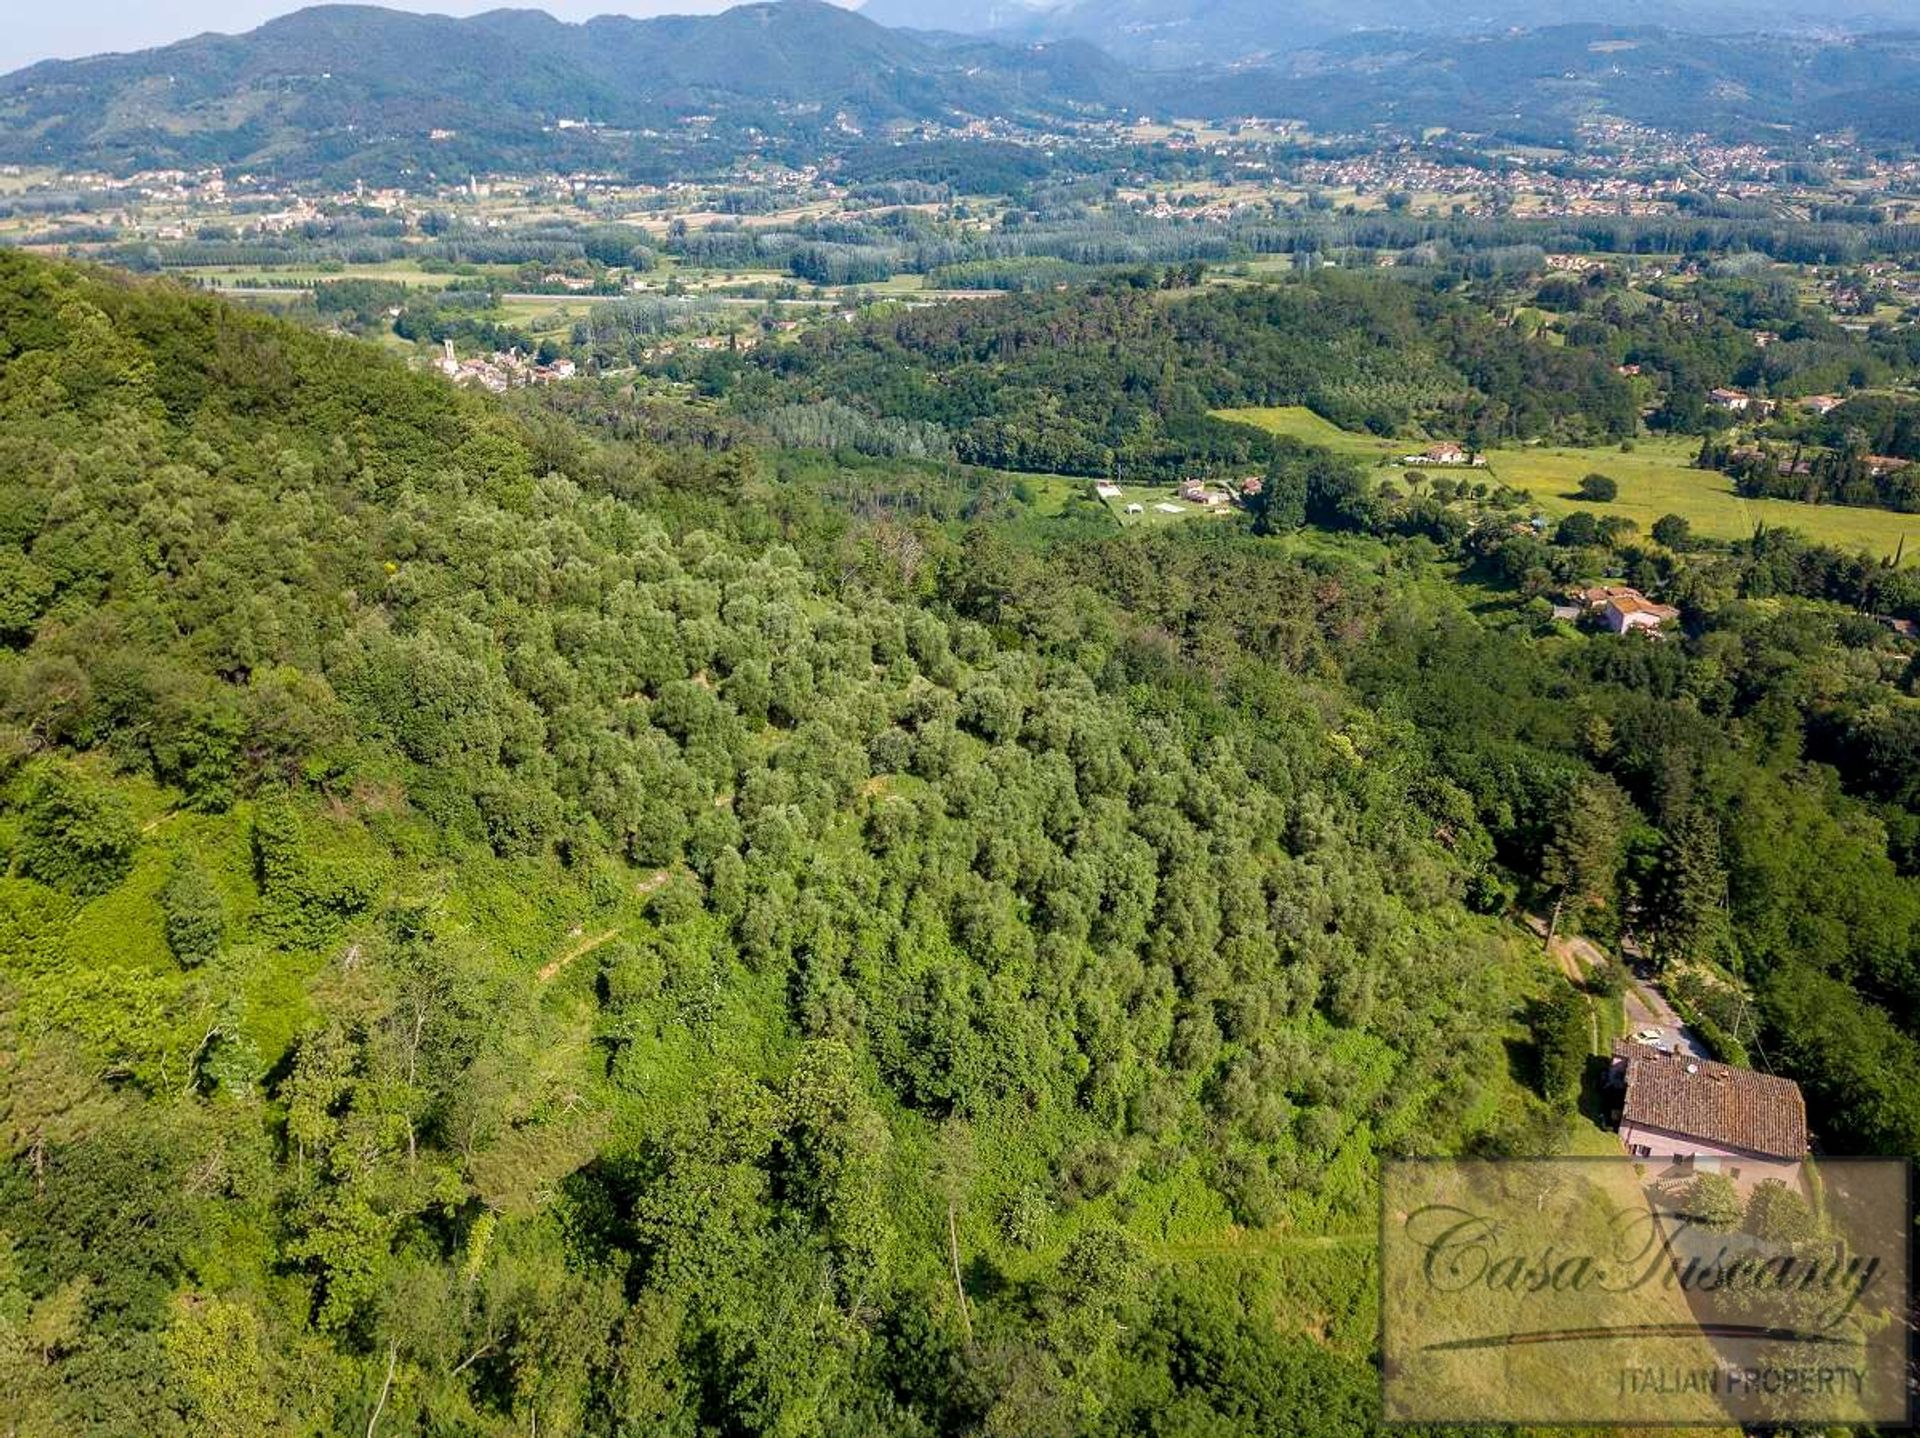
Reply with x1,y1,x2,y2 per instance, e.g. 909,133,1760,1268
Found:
1166,24,1920,144
0,2,1916,180
862,0,1920,67
0,1,1129,179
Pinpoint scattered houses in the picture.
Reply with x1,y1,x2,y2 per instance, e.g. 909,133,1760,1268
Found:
436,340,576,392
1802,394,1845,416
1177,479,1232,508
1402,442,1486,467
1708,387,1763,413
1572,584,1681,635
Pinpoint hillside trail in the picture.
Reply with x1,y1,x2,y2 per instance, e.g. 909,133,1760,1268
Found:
538,929,620,984
536,869,678,983
1524,913,1603,1052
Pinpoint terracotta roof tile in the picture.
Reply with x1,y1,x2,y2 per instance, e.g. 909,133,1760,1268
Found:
1615,1043,1806,1161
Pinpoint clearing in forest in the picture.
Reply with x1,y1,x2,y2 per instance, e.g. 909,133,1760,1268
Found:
1219,406,1916,563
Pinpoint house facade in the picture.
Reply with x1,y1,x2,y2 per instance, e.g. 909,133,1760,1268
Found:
1403,443,1487,467
1604,595,1681,634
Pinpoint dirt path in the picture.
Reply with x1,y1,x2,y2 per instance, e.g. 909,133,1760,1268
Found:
1524,913,1605,981
1523,914,1707,1060
1524,915,1603,1051
536,871,679,985
538,929,620,984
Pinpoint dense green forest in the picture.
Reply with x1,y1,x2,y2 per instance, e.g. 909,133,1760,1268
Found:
0,255,1543,1434
2,252,1918,1435
662,266,1920,485
673,273,1637,479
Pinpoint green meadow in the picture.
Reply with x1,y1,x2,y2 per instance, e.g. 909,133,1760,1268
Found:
1219,407,1918,564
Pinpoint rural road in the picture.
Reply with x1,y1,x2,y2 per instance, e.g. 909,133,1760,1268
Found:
1618,964,1710,1061
1525,915,1709,1061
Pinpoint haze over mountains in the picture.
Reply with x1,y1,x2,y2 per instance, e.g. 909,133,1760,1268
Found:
1,0,1916,180
862,0,1920,66
0,2,1127,177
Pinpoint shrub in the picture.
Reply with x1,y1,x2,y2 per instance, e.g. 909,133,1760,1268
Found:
14,762,137,897
1529,988,1590,1110
1578,473,1620,502
1651,513,1693,549
1554,511,1604,547
1743,1177,1817,1245
1681,1172,1741,1230
162,851,225,967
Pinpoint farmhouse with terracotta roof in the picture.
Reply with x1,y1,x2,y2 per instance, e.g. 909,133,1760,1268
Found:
1603,594,1681,635
1610,1042,1806,1169
1570,585,1681,634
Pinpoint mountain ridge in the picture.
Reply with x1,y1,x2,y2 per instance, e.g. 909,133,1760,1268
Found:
3,2,1918,178
862,0,1920,66
0,1,1130,179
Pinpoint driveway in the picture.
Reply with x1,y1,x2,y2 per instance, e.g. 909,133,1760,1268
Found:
1524,915,1710,1061
1619,969,1710,1061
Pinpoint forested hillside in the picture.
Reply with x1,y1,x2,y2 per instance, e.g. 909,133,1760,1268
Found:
688,274,1635,479
6,3,1919,179
1178,26,1920,144
0,2,1126,179
869,0,1920,65
6,248,1920,1435
0,255,1546,1434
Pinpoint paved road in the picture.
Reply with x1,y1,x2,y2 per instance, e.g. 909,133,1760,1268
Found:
1526,915,1709,1060
1619,968,1710,1061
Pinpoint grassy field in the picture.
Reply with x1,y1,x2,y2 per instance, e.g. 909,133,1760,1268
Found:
493,297,586,335
1010,474,1240,532
1104,482,1238,529
1220,406,1918,563
177,260,470,288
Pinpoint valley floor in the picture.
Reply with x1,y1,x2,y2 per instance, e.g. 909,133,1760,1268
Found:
1220,407,1919,564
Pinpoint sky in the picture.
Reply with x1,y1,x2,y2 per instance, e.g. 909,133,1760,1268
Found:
0,0,852,74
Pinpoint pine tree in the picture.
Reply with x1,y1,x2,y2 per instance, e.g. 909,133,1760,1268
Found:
1541,777,1629,947
1651,807,1730,968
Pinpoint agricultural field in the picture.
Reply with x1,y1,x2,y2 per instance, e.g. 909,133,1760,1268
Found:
1221,406,1919,563
491,296,590,335
1104,483,1237,528
176,260,462,289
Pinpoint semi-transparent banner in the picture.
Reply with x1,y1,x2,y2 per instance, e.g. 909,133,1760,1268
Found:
1382,1157,1910,1426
